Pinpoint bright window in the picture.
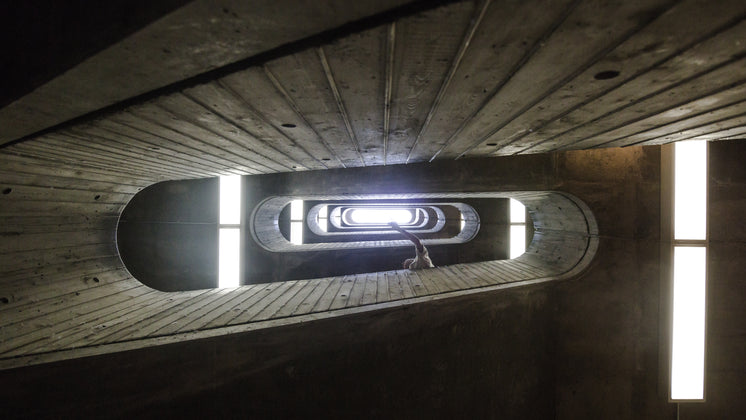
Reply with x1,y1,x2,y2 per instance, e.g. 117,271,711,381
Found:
670,140,707,401
671,246,706,400
510,199,526,259
675,141,707,240
348,208,414,225
317,205,328,233
290,200,303,245
219,176,241,288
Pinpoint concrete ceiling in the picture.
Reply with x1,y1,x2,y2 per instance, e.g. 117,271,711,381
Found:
3,0,746,172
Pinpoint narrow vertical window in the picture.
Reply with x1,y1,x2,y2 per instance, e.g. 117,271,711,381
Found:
675,140,707,240
671,246,706,400
510,198,526,259
219,176,241,288
290,199,303,245
317,205,328,233
670,140,707,401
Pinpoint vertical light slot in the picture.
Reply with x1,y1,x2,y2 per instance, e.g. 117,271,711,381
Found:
510,199,526,258
290,200,303,245
219,228,240,288
220,175,241,225
510,198,526,224
510,225,526,259
318,205,328,233
219,175,241,288
671,246,706,400
675,141,706,240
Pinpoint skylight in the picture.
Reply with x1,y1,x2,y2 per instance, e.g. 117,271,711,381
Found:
348,208,414,225
218,175,241,288
290,200,303,245
670,140,707,402
510,198,526,259
671,246,706,400
675,140,707,240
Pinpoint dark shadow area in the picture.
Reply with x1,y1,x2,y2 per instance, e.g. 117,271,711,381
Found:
0,1,190,109
117,178,218,291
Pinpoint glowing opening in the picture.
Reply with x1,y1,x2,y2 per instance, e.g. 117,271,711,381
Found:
218,228,240,288
218,176,241,288
290,200,303,244
348,208,414,225
219,175,241,225
510,198,526,224
671,246,706,400
317,205,328,233
675,141,706,240
510,225,526,259
510,199,526,258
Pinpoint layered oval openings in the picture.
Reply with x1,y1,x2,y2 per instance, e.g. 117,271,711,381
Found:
265,196,483,253
347,207,415,225
118,177,600,293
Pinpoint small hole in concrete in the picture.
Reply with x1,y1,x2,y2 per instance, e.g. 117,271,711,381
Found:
322,158,331,161
594,70,620,80
2,188,11,195
486,143,498,146
281,123,297,128
93,277,100,283
0,297,8,304
94,195,101,200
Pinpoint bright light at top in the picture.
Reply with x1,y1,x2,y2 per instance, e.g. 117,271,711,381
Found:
675,140,706,240
219,175,241,225
510,198,526,224
349,208,414,225
290,200,303,220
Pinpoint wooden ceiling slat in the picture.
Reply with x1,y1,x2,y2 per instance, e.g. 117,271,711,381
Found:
640,113,746,145
155,93,293,172
126,103,269,175
0,150,154,185
323,26,388,166
220,66,345,169
601,92,746,149
467,0,746,157
436,0,676,160
107,112,248,176
543,56,746,153
265,51,365,167
389,0,479,165
512,18,746,154
43,133,214,179
65,126,227,177
87,120,243,175
184,81,328,171
404,0,579,163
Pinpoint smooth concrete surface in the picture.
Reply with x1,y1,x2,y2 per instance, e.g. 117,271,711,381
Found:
118,178,219,291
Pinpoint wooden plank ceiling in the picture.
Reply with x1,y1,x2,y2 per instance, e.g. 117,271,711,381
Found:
5,0,746,175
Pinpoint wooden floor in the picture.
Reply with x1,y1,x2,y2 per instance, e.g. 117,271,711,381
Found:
0,257,558,366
